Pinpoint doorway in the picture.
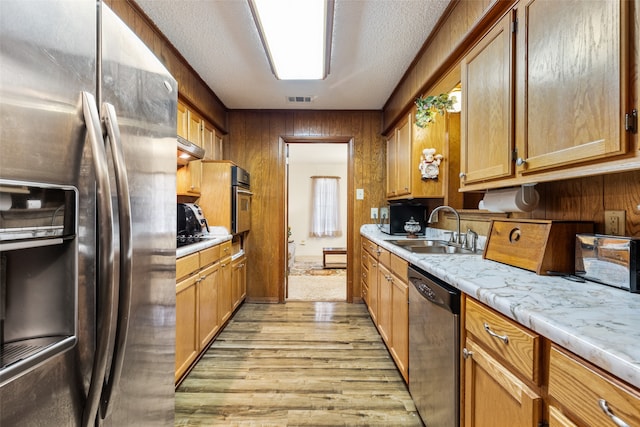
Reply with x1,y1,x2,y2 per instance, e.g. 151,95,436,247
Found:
285,142,348,301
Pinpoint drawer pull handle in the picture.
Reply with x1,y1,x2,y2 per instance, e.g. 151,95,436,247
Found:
462,348,473,359
599,399,630,427
483,323,509,344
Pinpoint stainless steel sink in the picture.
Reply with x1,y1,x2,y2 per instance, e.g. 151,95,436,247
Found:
385,239,480,255
385,239,449,247
410,246,477,254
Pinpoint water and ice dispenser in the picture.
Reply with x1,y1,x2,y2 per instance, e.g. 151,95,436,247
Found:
0,180,77,385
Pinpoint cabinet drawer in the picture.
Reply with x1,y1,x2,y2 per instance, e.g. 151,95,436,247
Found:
176,252,200,281
390,253,407,282
363,238,377,257
548,345,640,427
200,244,221,267
219,240,232,258
465,297,540,383
377,246,390,268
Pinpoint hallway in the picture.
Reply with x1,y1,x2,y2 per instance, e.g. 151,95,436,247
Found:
175,302,422,426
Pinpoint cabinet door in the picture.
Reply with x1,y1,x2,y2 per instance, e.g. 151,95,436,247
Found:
197,263,219,350
176,160,201,196
548,406,577,427
202,121,215,161
390,273,408,382
175,277,198,382
395,115,412,197
377,263,393,343
217,257,232,325
463,339,542,427
177,101,188,139
515,0,627,174
187,109,203,147
461,11,515,186
386,132,398,198
367,252,379,324
232,255,246,310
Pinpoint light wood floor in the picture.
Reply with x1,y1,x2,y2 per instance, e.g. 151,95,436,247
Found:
175,301,423,426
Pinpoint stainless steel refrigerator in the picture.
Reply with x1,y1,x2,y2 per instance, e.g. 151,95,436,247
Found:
0,1,176,425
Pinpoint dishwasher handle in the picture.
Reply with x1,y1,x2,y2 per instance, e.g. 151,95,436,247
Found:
408,265,460,314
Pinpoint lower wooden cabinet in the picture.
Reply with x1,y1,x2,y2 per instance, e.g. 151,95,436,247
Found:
463,296,542,427
197,263,219,350
175,275,198,382
217,254,232,325
463,338,542,427
390,269,408,382
377,263,393,343
231,254,246,310
548,345,640,427
360,237,409,382
462,296,640,427
175,240,240,384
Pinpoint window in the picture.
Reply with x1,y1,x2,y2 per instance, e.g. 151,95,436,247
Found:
310,176,341,237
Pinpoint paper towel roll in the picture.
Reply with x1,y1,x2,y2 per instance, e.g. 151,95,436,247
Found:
480,186,539,213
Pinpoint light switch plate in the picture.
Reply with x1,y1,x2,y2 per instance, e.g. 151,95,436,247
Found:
356,189,364,200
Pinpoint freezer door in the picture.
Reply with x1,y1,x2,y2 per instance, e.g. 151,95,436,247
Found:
94,5,177,426
0,1,97,426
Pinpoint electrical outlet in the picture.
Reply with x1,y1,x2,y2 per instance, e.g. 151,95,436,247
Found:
380,207,389,220
370,207,378,219
604,210,625,236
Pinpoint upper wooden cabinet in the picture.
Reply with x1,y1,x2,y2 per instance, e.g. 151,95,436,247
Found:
177,101,225,196
386,114,411,198
460,0,631,190
177,101,188,140
187,109,203,147
460,10,515,186
514,0,627,174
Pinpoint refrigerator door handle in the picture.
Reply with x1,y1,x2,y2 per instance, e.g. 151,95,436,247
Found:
80,92,118,427
97,103,133,421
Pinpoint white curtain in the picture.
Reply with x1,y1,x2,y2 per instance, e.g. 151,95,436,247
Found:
310,176,341,237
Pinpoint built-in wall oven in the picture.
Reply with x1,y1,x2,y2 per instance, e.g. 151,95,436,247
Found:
231,166,251,234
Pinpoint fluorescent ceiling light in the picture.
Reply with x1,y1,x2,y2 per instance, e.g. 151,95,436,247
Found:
249,0,333,80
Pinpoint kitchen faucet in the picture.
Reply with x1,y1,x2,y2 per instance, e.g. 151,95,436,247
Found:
428,205,462,245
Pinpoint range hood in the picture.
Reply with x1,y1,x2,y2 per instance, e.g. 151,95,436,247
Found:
177,135,205,165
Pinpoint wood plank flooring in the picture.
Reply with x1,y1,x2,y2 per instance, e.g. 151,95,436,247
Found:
175,301,424,426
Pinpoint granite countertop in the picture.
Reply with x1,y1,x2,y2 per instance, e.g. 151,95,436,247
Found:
361,224,640,390
176,234,232,258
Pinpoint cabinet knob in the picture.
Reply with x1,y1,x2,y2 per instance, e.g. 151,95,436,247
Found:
462,348,474,359
516,157,527,166
459,172,466,179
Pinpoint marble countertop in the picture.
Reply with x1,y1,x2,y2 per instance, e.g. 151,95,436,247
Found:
176,234,232,258
361,224,640,389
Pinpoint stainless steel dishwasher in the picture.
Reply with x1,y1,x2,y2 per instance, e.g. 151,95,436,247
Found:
408,265,461,427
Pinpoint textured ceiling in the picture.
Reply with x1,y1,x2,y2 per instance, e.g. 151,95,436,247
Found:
135,0,451,110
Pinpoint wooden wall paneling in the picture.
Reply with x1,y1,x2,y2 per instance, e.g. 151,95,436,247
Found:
228,110,385,303
604,171,640,236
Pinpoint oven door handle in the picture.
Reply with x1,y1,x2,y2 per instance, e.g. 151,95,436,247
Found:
236,188,253,196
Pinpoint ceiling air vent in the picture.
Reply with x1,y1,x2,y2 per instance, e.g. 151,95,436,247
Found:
286,96,315,104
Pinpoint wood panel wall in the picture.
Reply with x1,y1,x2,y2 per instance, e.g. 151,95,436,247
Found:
226,111,386,303
106,0,227,132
